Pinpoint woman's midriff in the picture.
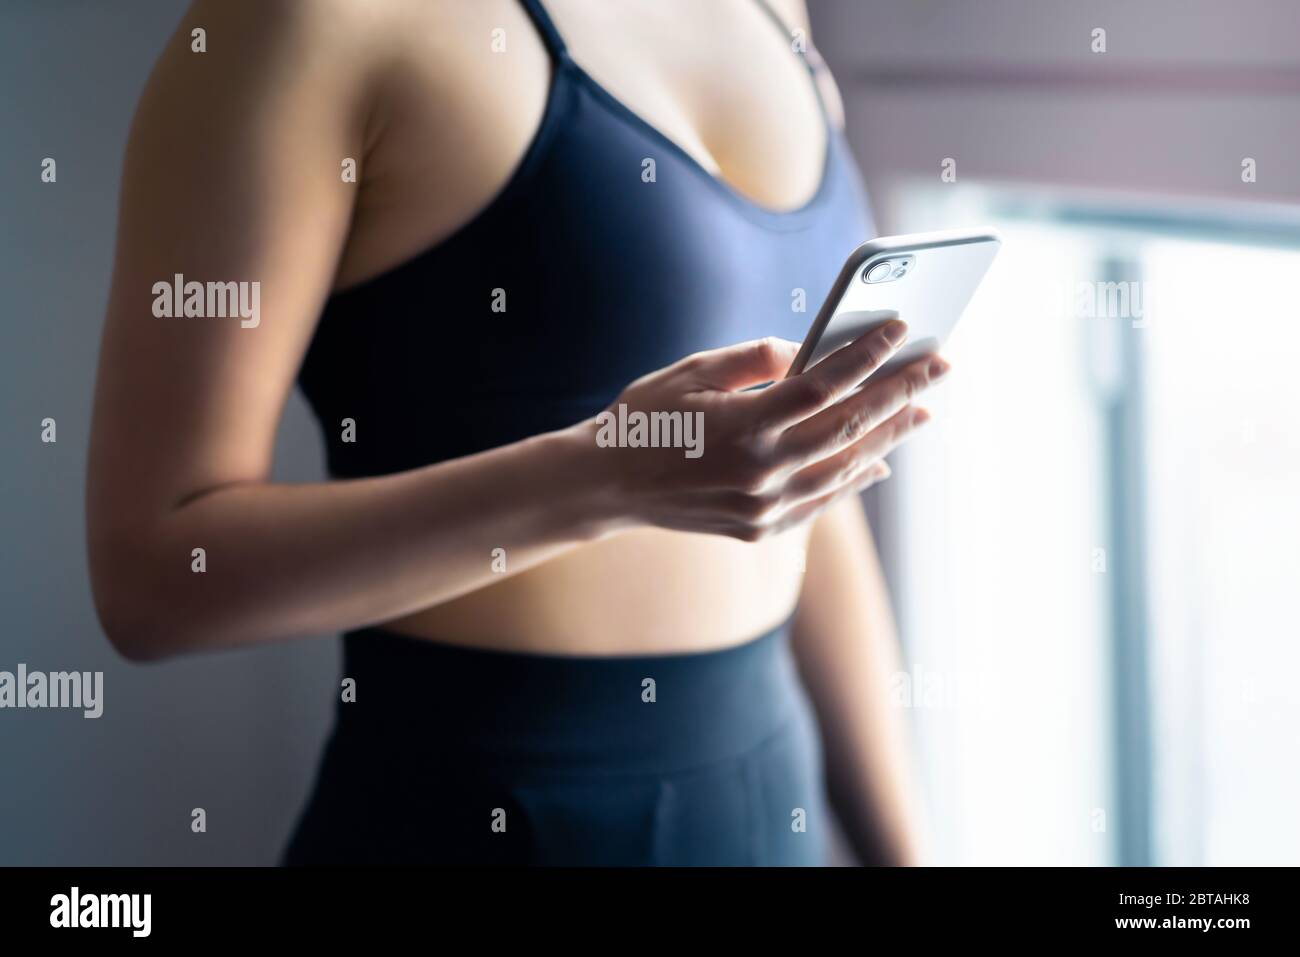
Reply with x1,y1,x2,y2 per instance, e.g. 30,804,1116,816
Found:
380,527,812,655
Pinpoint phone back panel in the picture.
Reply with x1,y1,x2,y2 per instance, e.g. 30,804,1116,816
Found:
790,232,1001,379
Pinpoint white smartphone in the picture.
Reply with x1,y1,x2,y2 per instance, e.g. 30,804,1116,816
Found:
787,228,1001,381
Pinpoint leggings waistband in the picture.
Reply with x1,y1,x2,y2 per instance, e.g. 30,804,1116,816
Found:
336,618,805,774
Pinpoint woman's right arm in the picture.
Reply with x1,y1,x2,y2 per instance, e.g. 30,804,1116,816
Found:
88,0,617,658
89,0,943,661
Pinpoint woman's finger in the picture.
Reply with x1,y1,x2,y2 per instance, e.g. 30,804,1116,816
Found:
778,404,928,506
752,319,909,429
675,336,802,391
776,353,947,465
763,459,894,538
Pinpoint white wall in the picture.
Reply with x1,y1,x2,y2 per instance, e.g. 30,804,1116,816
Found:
0,1,336,865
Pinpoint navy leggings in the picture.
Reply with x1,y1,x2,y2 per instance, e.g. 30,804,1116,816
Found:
282,619,827,866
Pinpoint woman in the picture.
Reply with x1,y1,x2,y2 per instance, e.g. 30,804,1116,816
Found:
88,0,944,865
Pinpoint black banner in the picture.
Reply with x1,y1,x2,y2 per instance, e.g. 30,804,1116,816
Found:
0,866,1284,944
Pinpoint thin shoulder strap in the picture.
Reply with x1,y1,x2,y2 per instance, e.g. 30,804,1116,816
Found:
517,0,569,59
750,0,830,94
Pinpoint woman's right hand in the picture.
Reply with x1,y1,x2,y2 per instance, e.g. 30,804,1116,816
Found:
584,319,950,542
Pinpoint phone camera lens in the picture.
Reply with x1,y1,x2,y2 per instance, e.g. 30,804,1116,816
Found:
865,261,893,283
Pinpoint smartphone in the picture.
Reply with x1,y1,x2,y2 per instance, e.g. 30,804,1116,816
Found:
787,228,1001,381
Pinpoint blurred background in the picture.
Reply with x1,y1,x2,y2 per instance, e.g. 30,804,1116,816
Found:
2,0,1297,865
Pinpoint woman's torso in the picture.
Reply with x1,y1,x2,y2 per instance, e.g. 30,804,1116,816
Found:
297,0,872,654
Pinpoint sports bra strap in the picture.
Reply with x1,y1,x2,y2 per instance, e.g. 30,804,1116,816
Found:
517,0,569,59
750,0,832,103
751,0,837,128
520,0,831,123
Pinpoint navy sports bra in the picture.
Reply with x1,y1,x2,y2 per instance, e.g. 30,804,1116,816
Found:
298,0,873,479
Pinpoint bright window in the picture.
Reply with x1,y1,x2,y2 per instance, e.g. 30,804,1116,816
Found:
883,187,1300,865
1143,238,1300,866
